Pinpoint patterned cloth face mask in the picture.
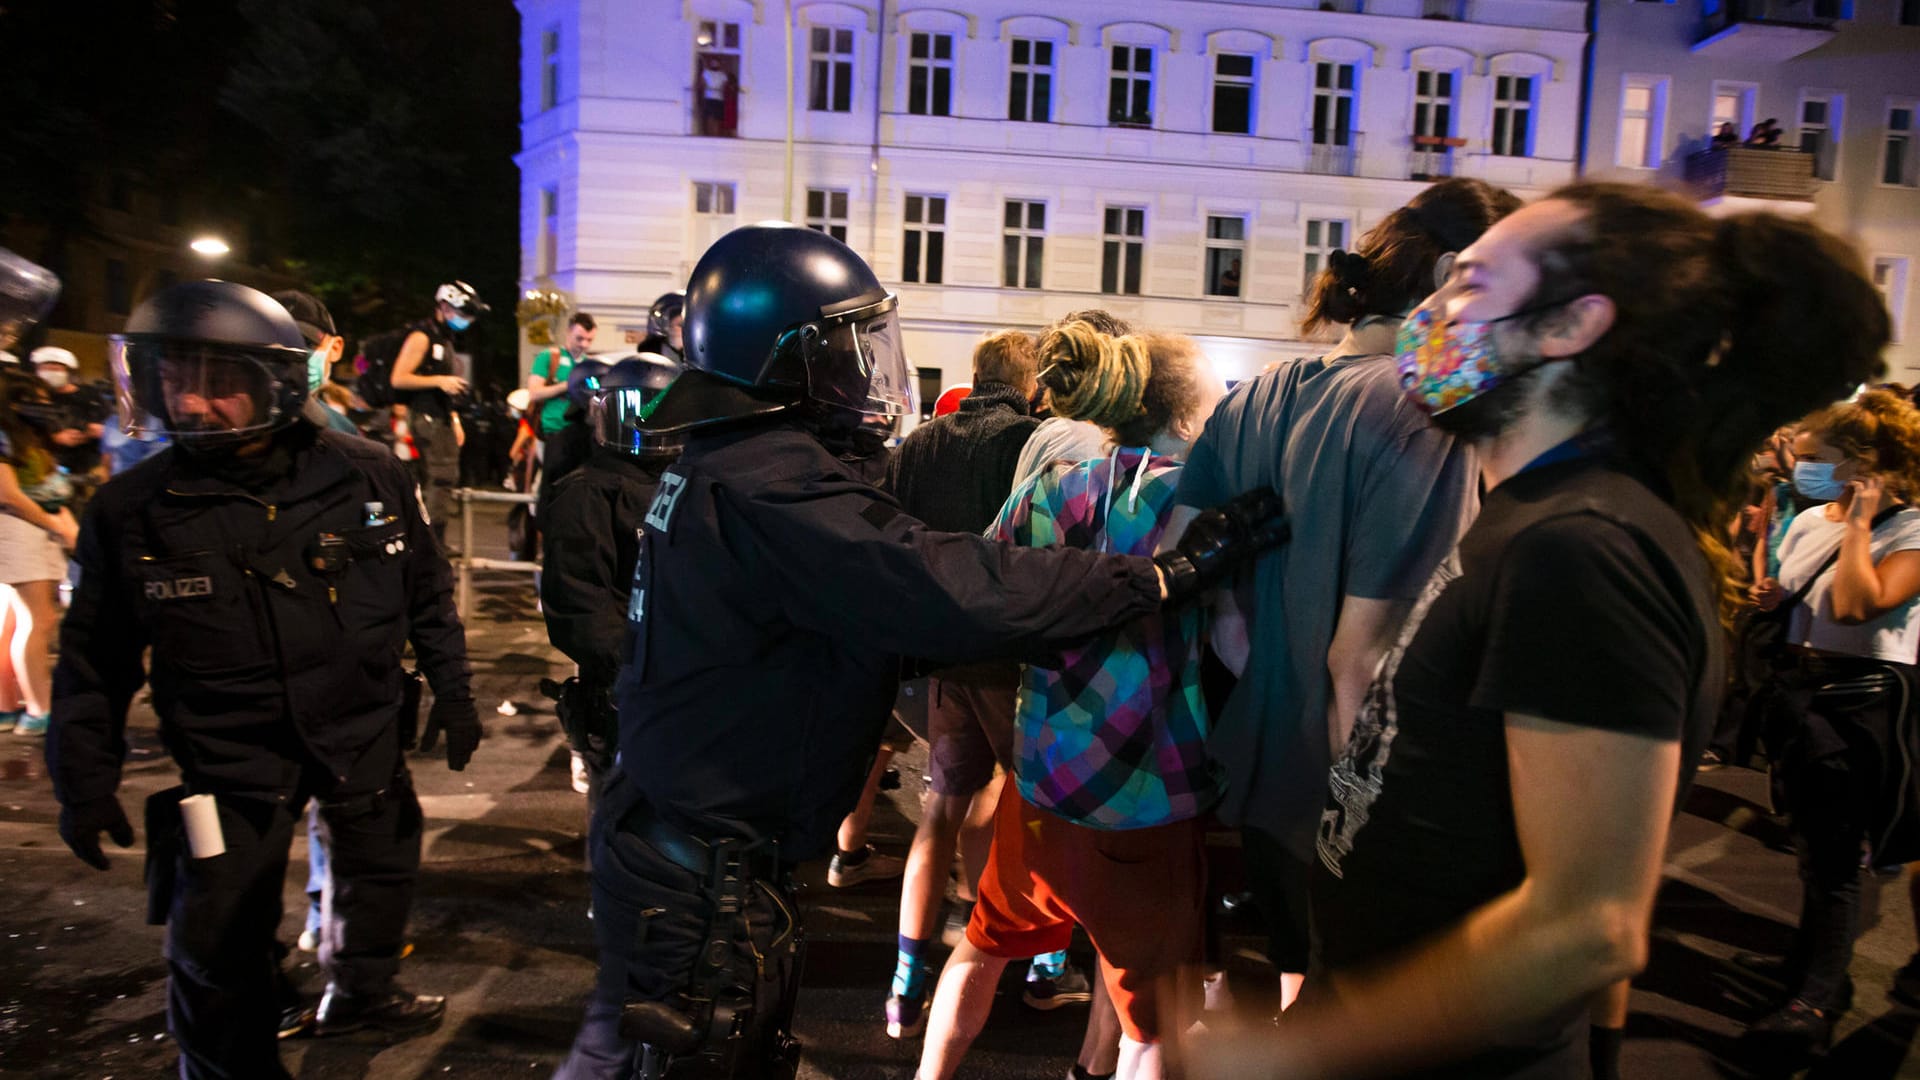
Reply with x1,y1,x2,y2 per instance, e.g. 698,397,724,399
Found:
1395,297,1576,417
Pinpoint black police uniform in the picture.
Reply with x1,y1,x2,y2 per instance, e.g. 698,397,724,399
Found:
542,444,666,774
49,421,471,1079
554,419,1163,1078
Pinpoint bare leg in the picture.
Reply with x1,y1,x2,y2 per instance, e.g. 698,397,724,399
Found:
1278,971,1305,1012
1077,955,1123,1076
901,791,973,942
837,746,898,854
7,580,57,715
954,771,1006,902
917,940,1012,1080
0,592,21,713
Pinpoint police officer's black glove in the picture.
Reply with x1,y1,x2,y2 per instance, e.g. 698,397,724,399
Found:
1152,486,1289,607
59,796,134,872
420,698,482,771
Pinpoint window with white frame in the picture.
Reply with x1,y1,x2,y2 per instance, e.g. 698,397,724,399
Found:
1313,62,1357,146
1303,218,1349,293
1875,257,1910,342
1008,38,1054,123
1002,200,1045,289
908,32,953,116
903,195,946,285
541,26,560,111
805,189,849,243
694,21,742,137
1205,215,1246,298
691,181,737,265
539,186,559,276
808,26,855,113
1492,75,1534,157
1711,82,1757,142
1109,46,1153,127
1101,206,1146,295
1799,93,1842,181
1213,54,1255,134
1883,103,1916,187
1414,69,1455,141
1617,76,1668,169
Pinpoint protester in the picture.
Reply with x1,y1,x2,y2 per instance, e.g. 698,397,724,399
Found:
1743,389,1920,1062
0,375,78,737
551,222,1284,1079
917,323,1230,1080
530,312,596,515
390,281,484,542
880,326,1090,1041
47,280,481,1076
1011,310,1130,493
1185,182,1889,1079
1166,178,1511,1013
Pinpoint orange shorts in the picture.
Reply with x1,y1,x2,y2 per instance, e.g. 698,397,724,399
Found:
966,789,1205,1041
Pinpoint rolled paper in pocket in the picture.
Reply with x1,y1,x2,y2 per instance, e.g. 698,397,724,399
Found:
179,794,226,859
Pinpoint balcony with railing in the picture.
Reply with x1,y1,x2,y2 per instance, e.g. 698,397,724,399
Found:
1409,135,1464,179
1685,144,1818,211
1308,132,1362,176
1693,0,1838,61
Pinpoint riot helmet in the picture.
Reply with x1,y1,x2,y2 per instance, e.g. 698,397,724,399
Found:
0,248,60,354
647,291,685,340
639,223,911,434
589,353,684,460
111,280,312,445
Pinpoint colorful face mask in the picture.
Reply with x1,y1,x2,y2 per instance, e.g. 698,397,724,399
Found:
1394,298,1574,416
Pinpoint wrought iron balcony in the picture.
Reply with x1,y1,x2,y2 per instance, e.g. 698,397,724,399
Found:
1685,144,1817,203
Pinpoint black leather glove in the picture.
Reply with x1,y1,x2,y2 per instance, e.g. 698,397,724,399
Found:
1152,486,1289,606
59,795,135,871
420,697,482,771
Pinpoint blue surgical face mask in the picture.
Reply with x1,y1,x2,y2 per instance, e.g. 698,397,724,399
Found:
1792,460,1846,502
446,313,473,332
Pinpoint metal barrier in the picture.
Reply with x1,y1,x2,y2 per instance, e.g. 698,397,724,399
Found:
454,487,539,612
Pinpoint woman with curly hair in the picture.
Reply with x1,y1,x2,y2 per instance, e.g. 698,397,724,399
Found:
1746,388,1920,1060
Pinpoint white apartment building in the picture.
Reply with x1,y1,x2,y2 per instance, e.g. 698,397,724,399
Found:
516,0,1586,391
1584,0,1920,373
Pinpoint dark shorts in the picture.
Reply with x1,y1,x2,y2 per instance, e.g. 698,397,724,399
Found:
925,662,1018,796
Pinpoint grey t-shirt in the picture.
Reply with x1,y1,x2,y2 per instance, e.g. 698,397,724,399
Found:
1173,353,1478,855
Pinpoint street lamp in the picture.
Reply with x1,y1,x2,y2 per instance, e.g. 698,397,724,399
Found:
189,236,230,258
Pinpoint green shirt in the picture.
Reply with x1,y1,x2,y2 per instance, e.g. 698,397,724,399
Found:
530,348,579,435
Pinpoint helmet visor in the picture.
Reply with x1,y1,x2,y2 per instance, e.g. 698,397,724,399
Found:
589,385,682,457
0,249,60,347
112,338,296,440
815,297,912,418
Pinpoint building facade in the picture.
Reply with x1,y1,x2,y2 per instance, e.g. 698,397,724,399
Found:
515,0,1586,391
1584,0,1920,373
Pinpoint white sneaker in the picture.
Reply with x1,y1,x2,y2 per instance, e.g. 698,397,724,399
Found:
297,928,320,953
570,751,591,795
826,845,906,887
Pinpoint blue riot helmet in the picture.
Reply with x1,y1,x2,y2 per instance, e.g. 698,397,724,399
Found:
110,280,312,444
638,223,911,434
589,353,684,460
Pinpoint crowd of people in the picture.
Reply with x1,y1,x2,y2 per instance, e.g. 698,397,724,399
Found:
0,167,1913,1080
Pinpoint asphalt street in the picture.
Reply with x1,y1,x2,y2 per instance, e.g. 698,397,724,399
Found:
5,502,1920,1078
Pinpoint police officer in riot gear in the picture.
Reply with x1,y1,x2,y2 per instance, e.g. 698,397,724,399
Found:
46,280,481,1079
553,224,1283,1079
635,291,685,362
543,353,683,809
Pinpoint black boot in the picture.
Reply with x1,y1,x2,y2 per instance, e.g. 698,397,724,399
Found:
314,983,447,1037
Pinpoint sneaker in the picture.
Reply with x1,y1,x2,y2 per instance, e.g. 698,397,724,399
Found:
279,997,317,1039
570,751,591,796
297,927,320,953
827,846,906,888
939,900,976,949
13,713,48,737
1024,961,1094,1011
886,986,927,1039
1698,748,1729,772
1893,954,1920,1009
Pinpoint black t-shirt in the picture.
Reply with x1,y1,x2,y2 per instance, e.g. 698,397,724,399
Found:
1312,453,1722,1080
